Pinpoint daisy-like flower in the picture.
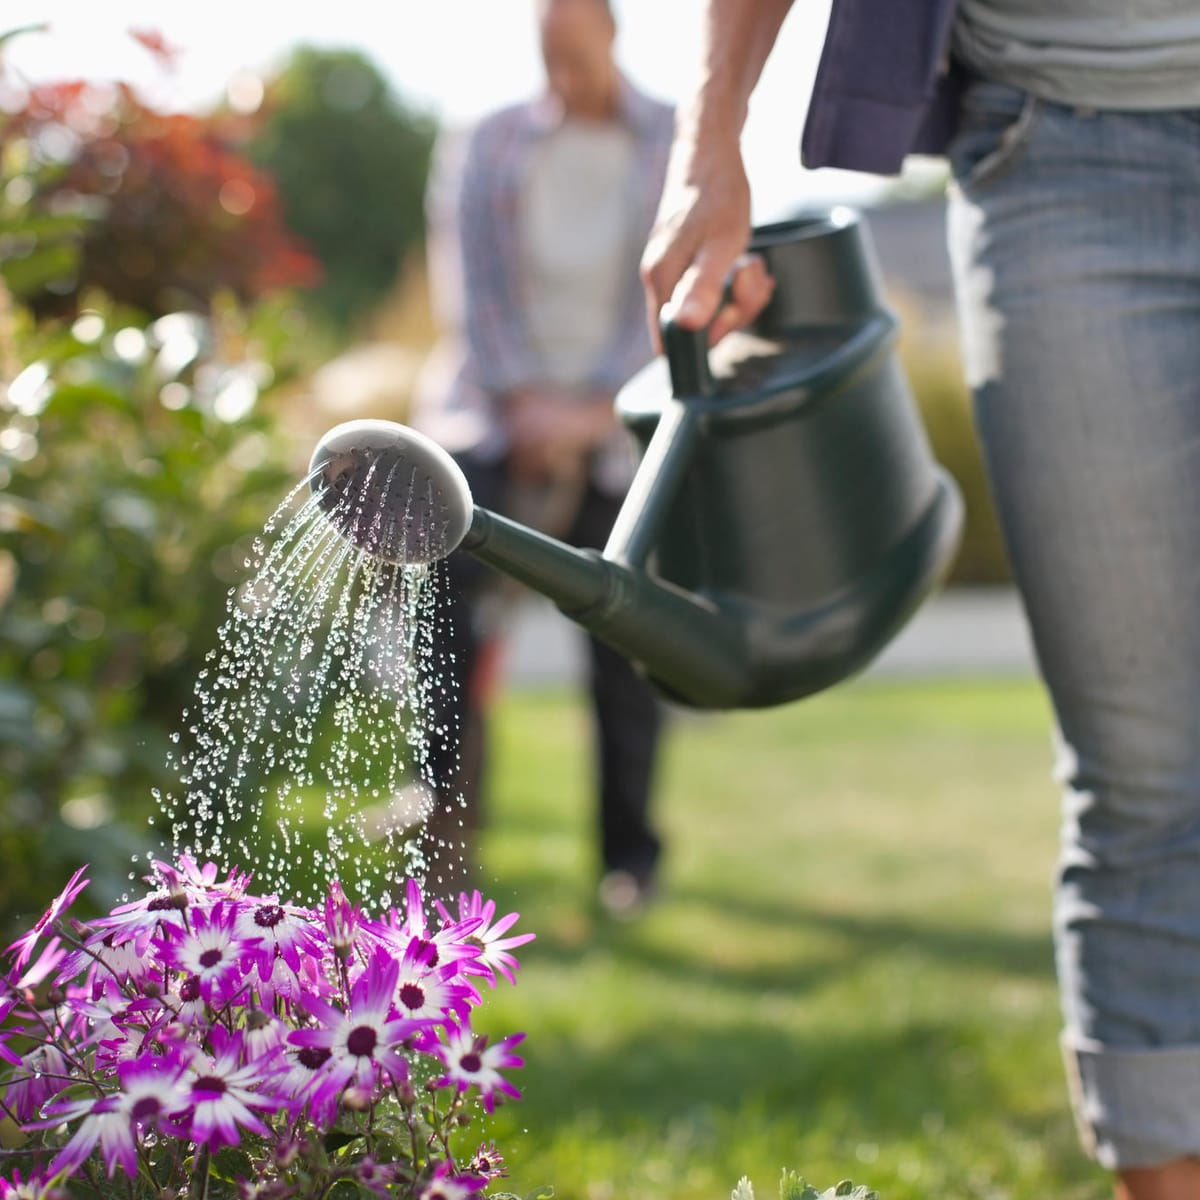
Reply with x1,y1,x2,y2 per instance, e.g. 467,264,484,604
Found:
277,1042,338,1126
13,936,65,991
369,879,482,974
0,1168,63,1200
161,971,210,1027
84,892,188,962
179,1026,284,1150
467,1140,508,1181
418,1160,488,1200
156,901,257,1004
43,1052,192,1179
289,949,429,1115
75,932,156,995
421,1020,524,1112
391,939,477,1025
7,1044,72,1122
235,898,325,982
7,865,88,974
150,854,251,905
435,890,535,986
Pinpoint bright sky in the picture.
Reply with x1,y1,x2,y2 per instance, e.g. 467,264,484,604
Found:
4,0,894,219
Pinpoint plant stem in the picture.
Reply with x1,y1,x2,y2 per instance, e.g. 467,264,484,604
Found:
190,1143,211,1200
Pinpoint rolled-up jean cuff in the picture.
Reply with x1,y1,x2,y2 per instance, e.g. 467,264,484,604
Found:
1063,1032,1200,1168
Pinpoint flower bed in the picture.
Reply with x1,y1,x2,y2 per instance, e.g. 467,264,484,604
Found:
0,857,534,1200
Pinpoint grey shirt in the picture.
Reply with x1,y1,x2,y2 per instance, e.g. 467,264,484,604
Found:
954,0,1200,109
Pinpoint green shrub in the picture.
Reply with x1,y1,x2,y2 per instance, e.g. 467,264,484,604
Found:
242,46,437,335
0,291,309,933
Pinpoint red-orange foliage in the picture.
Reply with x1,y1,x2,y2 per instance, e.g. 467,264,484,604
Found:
6,79,321,316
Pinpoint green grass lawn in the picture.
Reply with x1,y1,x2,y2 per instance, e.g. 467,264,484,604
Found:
467,676,1110,1200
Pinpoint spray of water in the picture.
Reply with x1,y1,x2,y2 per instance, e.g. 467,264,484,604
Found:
153,466,469,908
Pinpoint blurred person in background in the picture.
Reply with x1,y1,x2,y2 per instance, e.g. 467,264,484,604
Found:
411,0,674,917
641,1,1200,1196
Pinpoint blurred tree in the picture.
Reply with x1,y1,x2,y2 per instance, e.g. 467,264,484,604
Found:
242,47,437,335
1,81,321,318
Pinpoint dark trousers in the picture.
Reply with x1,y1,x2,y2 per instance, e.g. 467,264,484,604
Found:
425,454,664,880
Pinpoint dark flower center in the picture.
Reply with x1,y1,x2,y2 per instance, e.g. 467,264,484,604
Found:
255,904,285,928
297,1046,332,1070
198,948,223,969
414,938,439,967
193,1075,226,1098
180,975,202,1002
131,1096,161,1122
460,1052,482,1073
148,896,175,912
346,1026,378,1058
399,983,425,1011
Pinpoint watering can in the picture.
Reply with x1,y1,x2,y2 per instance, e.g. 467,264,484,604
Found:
309,209,963,710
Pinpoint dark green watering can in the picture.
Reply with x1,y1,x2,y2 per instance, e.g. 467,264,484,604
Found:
309,209,963,710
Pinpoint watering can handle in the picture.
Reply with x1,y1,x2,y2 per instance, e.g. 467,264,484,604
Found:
660,314,715,398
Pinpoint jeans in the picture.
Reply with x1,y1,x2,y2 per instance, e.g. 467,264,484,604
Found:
946,79,1200,1167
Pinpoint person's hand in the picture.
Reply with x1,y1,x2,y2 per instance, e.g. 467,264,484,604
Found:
503,387,615,482
640,125,775,349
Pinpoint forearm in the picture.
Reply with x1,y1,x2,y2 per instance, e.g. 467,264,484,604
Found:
640,0,792,337
683,0,797,142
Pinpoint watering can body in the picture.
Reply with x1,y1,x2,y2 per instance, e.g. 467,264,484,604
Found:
459,209,963,709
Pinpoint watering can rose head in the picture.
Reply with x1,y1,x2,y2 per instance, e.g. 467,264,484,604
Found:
0,857,534,1200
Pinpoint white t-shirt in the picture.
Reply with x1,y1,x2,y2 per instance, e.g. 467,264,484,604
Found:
955,0,1200,109
520,118,639,386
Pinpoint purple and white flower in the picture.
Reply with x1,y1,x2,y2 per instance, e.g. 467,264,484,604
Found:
179,1027,284,1149
43,1053,192,1178
234,898,324,982
435,890,535,986
289,950,430,1113
156,901,257,1004
422,1020,525,1112
417,1160,489,1200
0,861,530,1197
6,865,88,975
390,938,477,1025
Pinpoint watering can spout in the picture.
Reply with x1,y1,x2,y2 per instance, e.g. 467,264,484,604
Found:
308,211,964,710
459,506,750,706
305,416,750,705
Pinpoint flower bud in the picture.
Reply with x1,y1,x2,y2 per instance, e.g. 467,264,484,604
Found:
274,1138,301,1169
342,1085,373,1111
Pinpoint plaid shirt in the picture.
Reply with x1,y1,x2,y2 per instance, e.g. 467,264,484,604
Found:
414,79,675,462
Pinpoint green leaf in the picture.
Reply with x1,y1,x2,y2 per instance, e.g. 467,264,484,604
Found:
44,381,137,416
209,1145,253,1183
323,1128,363,1153
0,213,86,240
0,243,79,298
